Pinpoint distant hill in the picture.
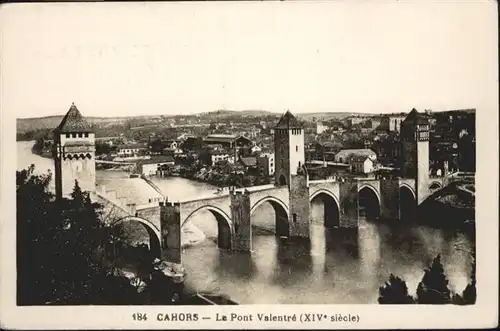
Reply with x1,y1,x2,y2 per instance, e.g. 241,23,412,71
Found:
294,112,373,121
16,116,133,134
197,109,278,117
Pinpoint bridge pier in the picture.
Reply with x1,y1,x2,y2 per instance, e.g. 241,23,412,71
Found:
230,189,252,252
288,168,311,240
160,201,182,265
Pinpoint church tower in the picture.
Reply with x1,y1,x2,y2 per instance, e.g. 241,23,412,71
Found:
53,103,96,200
274,110,305,187
400,108,430,204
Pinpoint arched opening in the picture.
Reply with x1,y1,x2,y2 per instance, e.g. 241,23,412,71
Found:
399,186,416,222
278,174,287,186
109,217,162,271
182,206,232,250
358,186,381,221
429,182,442,190
250,197,289,238
309,191,340,228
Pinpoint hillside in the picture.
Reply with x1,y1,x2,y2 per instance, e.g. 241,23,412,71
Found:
17,108,377,134
17,116,134,134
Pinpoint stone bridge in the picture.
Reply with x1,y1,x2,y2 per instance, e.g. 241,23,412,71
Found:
98,175,445,265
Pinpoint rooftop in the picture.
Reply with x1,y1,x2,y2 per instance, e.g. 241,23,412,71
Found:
403,108,429,125
350,154,372,162
335,149,376,158
117,143,148,150
275,110,302,129
139,156,175,165
54,103,92,133
240,156,257,167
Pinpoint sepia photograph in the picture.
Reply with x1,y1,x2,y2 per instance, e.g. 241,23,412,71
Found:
1,0,498,329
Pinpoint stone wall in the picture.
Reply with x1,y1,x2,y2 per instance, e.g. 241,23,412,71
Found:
380,179,400,220
136,205,162,231
288,170,310,238
160,202,182,265
338,181,358,227
230,190,252,251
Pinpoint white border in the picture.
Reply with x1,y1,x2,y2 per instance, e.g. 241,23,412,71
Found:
1,1,498,329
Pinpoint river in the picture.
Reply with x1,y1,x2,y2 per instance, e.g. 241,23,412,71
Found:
17,141,474,304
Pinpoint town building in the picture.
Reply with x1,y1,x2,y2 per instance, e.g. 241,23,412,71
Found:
239,157,258,173
137,156,175,176
378,114,406,133
316,122,328,134
117,143,148,157
350,154,376,174
257,152,275,177
346,116,369,127
334,149,377,164
209,150,235,166
203,134,253,149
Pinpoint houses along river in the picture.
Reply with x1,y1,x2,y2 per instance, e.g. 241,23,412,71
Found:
17,140,473,304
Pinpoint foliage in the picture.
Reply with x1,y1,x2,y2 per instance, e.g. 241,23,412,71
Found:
379,254,475,306
95,142,117,156
454,257,476,305
181,137,206,152
16,166,140,305
378,274,415,304
149,138,166,154
416,254,451,304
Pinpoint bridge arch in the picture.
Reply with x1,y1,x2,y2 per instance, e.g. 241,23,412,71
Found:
111,216,162,258
358,184,381,220
399,183,416,200
182,205,233,249
250,196,290,237
309,189,341,228
429,181,442,190
278,174,287,186
399,185,416,222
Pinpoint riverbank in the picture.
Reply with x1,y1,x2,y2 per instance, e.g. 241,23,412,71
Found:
166,166,271,189
29,139,52,159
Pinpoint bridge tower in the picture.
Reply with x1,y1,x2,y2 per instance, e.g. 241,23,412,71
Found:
53,103,96,200
400,108,430,204
274,110,305,187
274,110,310,239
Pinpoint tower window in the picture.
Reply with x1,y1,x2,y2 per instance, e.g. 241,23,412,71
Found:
293,213,297,223
84,133,89,138
66,133,70,138
296,146,298,152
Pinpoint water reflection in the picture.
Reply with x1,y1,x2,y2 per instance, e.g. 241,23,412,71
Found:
215,250,257,281
271,237,313,287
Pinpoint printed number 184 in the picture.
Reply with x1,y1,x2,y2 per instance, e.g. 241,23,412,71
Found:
133,313,148,321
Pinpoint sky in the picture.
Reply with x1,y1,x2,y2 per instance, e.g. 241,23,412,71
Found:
1,1,498,118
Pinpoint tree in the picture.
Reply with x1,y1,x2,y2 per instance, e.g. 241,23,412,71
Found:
150,138,165,154
17,166,141,305
378,274,415,304
461,257,476,305
16,165,57,304
416,254,451,304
